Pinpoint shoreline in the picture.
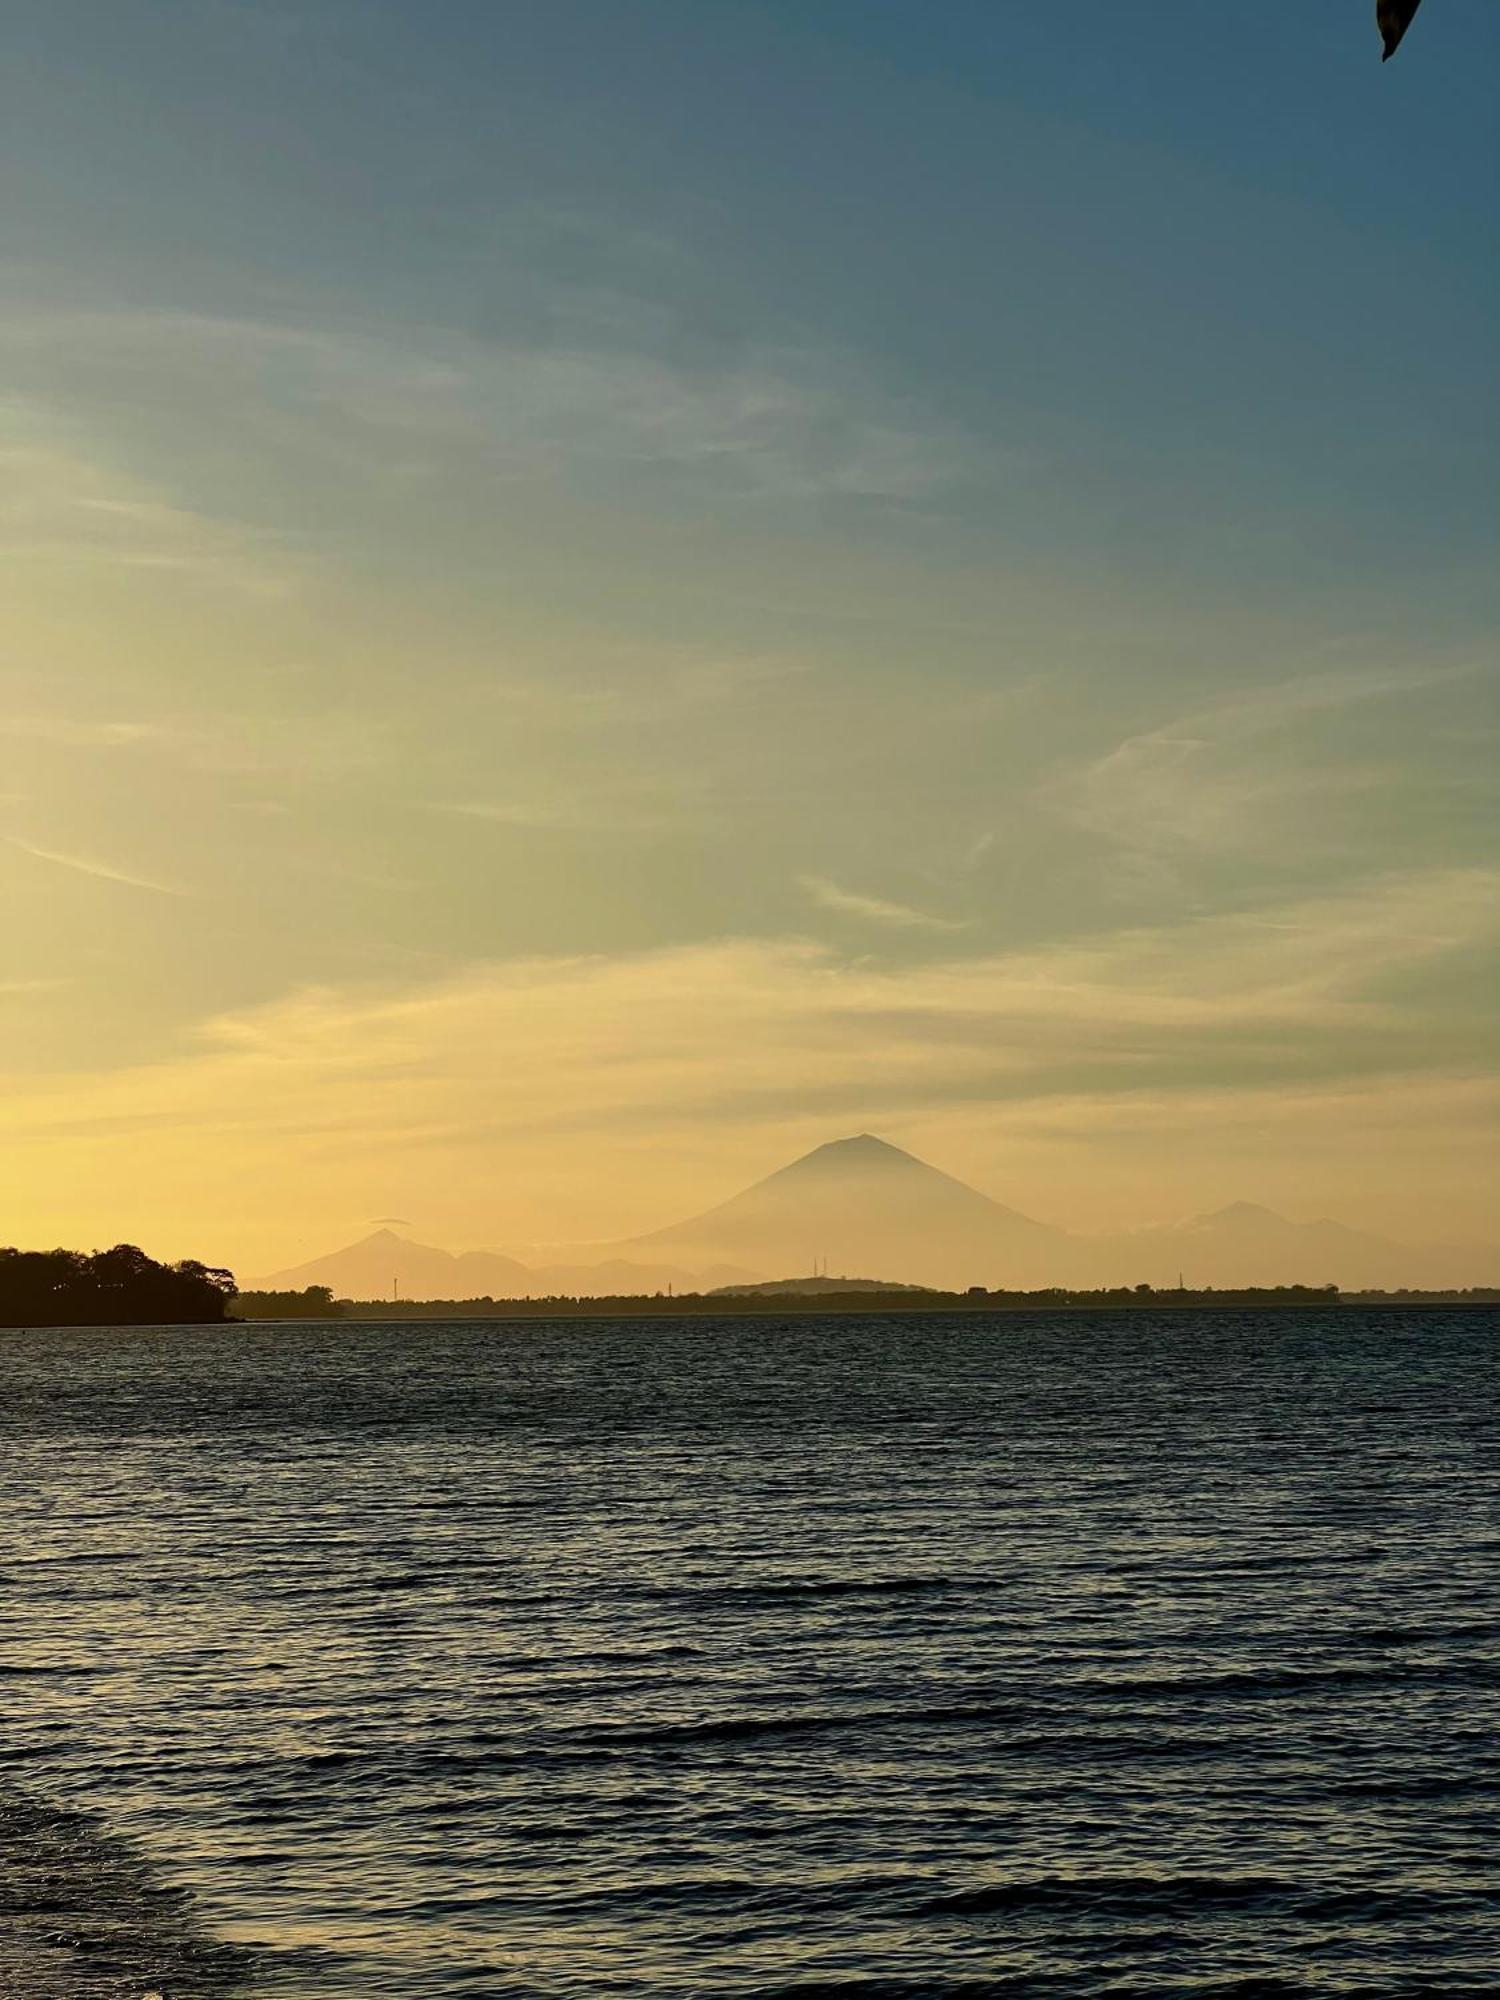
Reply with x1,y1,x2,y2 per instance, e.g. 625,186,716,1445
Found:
0,1789,250,2000
244,1295,1499,1325
4,1296,1493,1333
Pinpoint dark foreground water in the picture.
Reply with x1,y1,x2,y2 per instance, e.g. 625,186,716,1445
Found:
2,1310,1498,1998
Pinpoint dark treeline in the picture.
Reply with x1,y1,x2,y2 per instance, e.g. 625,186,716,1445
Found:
1344,1288,1500,1303
233,1285,344,1320
238,1282,1347,1321
0,1245,237,1327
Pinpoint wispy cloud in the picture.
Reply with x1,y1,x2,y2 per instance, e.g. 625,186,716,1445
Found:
800,874,970,930
2,865,1495,1258
0,714,174,749
434,773,699,835
2,295,971,519
5,836,187,897
1056,663,1484,867
0,413,298,597
438,800,614,834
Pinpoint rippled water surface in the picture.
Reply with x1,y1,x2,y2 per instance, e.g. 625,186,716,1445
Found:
3,1309,1498,1996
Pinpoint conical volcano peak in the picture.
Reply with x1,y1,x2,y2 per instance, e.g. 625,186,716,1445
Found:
625,1132,1060,1287
742,1133,1032,1212
789,1134,922,1174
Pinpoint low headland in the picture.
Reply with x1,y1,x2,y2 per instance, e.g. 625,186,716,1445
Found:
0,1245,236,1328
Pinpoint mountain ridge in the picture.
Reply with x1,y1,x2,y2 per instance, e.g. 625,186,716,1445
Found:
265,1231,758,1301
263,1134,1498,1296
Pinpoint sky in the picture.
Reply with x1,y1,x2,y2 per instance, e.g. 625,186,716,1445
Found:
2,0,1497,1276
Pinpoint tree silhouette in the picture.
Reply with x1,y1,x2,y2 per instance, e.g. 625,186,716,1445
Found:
0,1245,237,1326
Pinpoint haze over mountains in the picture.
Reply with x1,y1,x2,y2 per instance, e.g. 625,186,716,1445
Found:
265,1232,756,1304
266,1136,1498,1297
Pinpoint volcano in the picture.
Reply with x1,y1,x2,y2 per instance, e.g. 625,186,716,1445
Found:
620,1134,1075,1290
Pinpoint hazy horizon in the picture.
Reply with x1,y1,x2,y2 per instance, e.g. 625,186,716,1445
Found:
4,1,1496,1277
257,1133,1500,1296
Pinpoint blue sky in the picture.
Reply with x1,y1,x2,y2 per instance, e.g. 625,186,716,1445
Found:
2,0,1496,1265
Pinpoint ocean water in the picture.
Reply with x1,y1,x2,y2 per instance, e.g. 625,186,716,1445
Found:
2,1309,1498,1998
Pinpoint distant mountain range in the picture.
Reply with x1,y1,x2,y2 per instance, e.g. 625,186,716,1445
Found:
264,1230,756,1303
264,1134,1499,1298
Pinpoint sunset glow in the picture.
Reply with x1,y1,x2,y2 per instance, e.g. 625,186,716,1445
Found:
4,1,1495,1277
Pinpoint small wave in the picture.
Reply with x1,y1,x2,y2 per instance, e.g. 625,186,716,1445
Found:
577,1697,1032,1749
286,1747,366,1772
919,1872,1293,1917
918,1872,1494,1922
1297,1884,1500,1920
1062,1656,1500,1703
662,1574,981,1605
754,1981,1041,1998
731,1575,976,1601
1345,1617,1500,1646
1329,1771,1500,1800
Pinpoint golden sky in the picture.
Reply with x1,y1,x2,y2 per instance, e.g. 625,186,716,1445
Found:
3,1,1496,1275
